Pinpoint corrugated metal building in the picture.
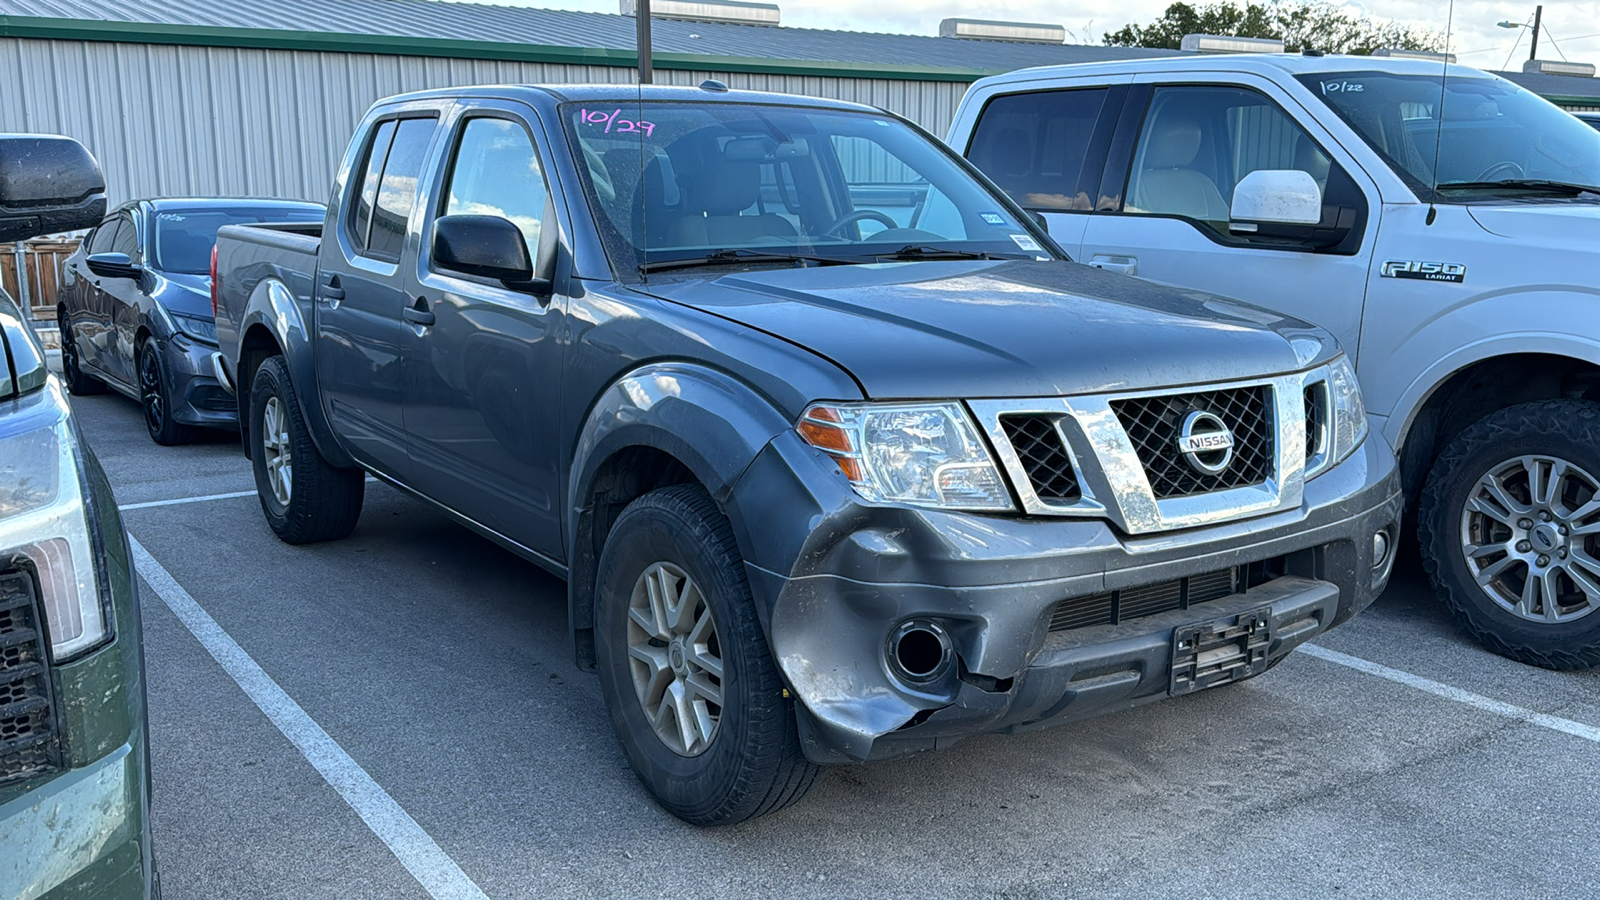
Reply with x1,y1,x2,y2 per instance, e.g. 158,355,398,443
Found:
1,0,1598,205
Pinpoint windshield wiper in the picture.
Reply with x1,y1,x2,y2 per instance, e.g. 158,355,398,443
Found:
869,245,1016,261
639,248,849,273
1436,179,1600,195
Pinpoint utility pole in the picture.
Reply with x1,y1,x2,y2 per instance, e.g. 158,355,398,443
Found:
1530,5,1542,61
636,0,653,84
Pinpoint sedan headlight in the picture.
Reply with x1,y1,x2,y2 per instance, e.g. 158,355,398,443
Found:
0,386,111,661
797,402,1013,511
1325,354,1369,469
169,312,219,345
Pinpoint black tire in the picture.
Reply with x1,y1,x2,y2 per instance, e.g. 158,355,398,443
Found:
1418,399,1600,670
57,310,104,396
594,484,822,825
248,355,364,544
138,339,199,446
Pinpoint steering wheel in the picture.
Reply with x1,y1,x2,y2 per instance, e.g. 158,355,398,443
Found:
1475,160,1525,182
820,209,900,239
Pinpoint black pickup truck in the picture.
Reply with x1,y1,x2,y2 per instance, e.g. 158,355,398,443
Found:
213,84,1403,825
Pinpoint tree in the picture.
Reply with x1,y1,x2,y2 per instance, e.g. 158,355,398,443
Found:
1103,0,1443,56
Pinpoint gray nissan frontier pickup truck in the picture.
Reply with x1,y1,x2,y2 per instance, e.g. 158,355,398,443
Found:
211,83,1402,825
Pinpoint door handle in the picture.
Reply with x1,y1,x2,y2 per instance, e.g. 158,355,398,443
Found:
1087,254,1138,276
318,274,345,302
403,303,435,328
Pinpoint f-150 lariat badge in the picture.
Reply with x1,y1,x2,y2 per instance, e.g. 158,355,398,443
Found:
1380,260,1466,283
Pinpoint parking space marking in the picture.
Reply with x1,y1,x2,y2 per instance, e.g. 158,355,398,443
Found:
128,536,492,900
1302,644,1600,744
119,489,258,511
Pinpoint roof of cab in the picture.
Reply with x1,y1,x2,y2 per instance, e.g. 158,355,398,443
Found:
377,82,884,115
973,53,1504,89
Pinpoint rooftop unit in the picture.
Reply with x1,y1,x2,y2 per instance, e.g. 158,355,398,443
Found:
1180,34,1284,54
1523,58,1596,78
939,18,1066,45
619,0,780,26
1372,47,1457,63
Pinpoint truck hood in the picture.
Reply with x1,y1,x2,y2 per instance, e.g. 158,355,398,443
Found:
1468,202,1600,244
640,260,1334,400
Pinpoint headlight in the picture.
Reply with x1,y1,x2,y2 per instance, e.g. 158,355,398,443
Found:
0,386,110,661
170,312,219,345
797,402,1013,511
1326,355,1369,469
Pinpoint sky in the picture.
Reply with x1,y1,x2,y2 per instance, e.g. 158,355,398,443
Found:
489,0,1600,70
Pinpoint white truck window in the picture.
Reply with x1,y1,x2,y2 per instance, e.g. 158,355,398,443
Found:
1126,86,1331,234
966,88,1110,211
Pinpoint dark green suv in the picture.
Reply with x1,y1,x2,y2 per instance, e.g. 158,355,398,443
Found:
0,136,157,898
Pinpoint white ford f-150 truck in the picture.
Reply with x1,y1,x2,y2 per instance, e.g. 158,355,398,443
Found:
948,53,1600,669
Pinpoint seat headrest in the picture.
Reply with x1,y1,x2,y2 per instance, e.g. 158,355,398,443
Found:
1144,115,1203,169
679,161,760,216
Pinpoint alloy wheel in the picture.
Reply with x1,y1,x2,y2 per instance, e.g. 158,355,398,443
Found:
626,561,724,757
1460,454,1600,624
259,396,293,507
140,346,165,432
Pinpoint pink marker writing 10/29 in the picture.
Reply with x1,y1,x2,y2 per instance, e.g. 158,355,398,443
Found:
581,108,656,136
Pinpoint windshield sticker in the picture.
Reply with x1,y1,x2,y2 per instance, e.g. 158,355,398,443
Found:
1380,259,1466,283
1319,80,1365,95
1009,234,1042,253
980,212,1006,225
581,108,656,137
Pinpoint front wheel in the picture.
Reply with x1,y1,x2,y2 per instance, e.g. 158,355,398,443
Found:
1418,400,1600,669
139,339,198,446
594,484,822,825
249,356,364,544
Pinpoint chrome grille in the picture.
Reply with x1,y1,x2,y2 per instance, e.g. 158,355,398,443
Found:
1047,568,1239,632
1111,386,1274,499
0,570,61,787
1304,382,1326,459
999,414,1081,503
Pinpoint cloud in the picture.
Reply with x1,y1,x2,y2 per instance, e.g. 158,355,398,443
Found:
491,0,1600,68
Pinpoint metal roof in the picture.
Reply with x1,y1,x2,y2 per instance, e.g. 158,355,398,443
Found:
0,0,1174,77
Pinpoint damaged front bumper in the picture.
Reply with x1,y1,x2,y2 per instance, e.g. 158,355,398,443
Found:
730,430,1402,765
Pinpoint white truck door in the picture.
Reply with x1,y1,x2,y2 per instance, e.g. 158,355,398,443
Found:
952,77,1133,259
1077,77,1380,354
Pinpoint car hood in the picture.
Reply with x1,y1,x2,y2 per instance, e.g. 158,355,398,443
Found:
1468,202,1600,245
639,260,1334,400
151,271,214,319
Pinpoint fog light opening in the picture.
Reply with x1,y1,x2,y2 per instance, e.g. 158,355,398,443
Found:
1372,529,1392,571
889,620,953,684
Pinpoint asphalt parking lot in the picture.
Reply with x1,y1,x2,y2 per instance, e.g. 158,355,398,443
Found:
69,389,1600,899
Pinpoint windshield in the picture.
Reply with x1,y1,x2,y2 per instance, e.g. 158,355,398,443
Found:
562,102,1051,274
152,207,324,275
1297,71,1600,200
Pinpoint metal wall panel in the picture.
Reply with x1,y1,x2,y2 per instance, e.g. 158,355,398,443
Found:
0,37,970,207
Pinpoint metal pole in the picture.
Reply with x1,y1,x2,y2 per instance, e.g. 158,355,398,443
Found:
636,0,653,84
1530,5,1542,61
11,242,30,313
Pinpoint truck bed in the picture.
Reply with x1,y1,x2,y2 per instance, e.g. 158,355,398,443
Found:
213,221,325,379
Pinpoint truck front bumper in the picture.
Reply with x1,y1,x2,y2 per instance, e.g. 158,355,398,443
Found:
731,431,1402,764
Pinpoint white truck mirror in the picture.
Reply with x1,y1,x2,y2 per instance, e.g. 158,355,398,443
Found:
1230,170,1322,228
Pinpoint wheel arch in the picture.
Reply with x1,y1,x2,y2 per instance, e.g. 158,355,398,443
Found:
1392,344,1600,505
565,363,794,669
236,277,353,468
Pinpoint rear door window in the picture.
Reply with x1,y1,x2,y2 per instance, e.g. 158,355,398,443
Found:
349,120,396,255
966,88,1111,212
366,118,437,262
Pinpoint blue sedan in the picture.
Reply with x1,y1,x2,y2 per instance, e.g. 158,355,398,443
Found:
58,198,324,444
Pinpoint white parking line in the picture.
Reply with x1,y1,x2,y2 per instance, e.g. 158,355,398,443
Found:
1301,643,1600,744
120,489,258,510
128,535,492,900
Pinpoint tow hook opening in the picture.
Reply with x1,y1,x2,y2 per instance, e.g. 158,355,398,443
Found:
889,619,954,684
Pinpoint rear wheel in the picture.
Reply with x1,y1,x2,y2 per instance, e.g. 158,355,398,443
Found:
139,339,198,445
249,355,364,544
594,484,822,825
1419,400,1600,669
57,310,103,396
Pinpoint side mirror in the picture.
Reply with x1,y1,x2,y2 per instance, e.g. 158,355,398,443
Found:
86,251,142,279
1230,170,1322,227
0,135,107,242
433,214,550,295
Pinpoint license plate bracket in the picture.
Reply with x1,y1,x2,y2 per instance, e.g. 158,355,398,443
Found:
1170,606,1272,696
